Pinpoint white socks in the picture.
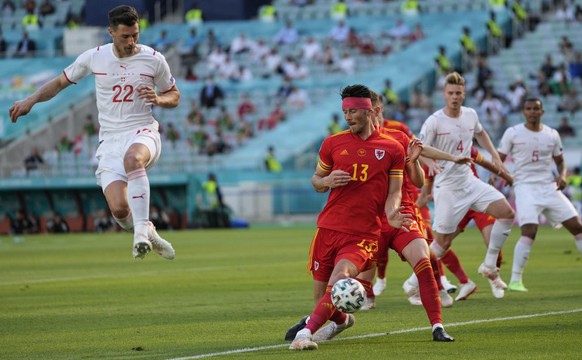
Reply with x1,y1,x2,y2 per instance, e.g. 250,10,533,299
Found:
127,168,150,238
113,211,134,232
485,218,513,269
575,233,582,253
511,236,534,282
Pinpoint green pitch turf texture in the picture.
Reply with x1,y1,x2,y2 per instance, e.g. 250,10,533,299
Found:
1,225,581,360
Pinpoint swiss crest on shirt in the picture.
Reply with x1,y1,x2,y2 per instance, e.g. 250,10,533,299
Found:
375,149,385,160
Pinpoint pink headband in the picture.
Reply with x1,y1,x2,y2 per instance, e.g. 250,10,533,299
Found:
342,97,372,110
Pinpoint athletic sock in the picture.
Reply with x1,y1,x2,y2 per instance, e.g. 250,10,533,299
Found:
414,258,442,326
575,233,582,253
127,168,150,238
440,248,469,284
113,211,134,232
429,249,444,290
305,285,340,333
510,236,534,282
356,278,374,301
485,218,512,269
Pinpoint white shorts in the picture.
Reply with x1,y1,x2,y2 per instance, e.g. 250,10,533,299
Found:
95,127,162,191
514,183,578,227
433,178,506,234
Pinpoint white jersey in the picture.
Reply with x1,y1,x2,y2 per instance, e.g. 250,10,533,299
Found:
419,106,483,190
63,43,176,139
498,123,563,186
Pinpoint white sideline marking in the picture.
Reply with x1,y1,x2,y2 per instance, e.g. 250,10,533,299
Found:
168,308,582,360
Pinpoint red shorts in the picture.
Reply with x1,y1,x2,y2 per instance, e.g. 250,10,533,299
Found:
457,209,495,232
308,228,378,282
382,206,426,261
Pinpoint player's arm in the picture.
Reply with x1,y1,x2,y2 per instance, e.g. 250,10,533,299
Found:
421,144,472,164
475,153,513,185
416,178,433,208
406,138,425,188
474,130,508,173
139,84,181,108
311,167,351,193
553,154,568,190
9,73,71,123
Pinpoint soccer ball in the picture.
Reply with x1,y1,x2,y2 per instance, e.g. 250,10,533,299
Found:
331,278,366,313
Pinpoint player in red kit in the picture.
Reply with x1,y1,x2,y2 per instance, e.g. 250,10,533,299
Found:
288,84,412,350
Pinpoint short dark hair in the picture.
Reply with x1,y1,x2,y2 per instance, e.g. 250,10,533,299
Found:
340,84,371,100
108,5,139,28
524,97,543,109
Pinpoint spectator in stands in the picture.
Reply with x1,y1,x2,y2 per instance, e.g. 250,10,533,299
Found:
199,76,224,109
472,55,493,99
551,64,572,96
265,145,282,173
24,147,44,174
489,0,506,12
203,29,222,56
217,105,235,131
334,51,355,75
22,3,40,31
401,0,420,17
236,120,254,146
409,23,425,42
382,78,399,106
557,116,576,138
150,204,170,230
329,20,350,43
328,113,342,135
410,87,432,112
258,102,286,131
83,114,97,137
263,47,282,77
237,93,256,121
387,18,411,41
504,79,527,113
186,99,204,128
258,0,277,22
286,86,309,110
57,134,73,153
555,1,575,22
539,54,556,80
94,209,116,232
217,55,239,81
575,5,582,22
535,70,552,97
320,43,337,71
178,27,201,64
301,36,322,62
185,2,203,26
153,30,173,53
281,56,309,80
185,67,198,81
251,39,270,63
511,0,527,36
0,30,7,58
11,209,38,234
206,128,231,156
330,0,349,21
558,36,574,60
569,52,582,81
229,32,255,56
39,0,55,17
275,77,294,101
207,46,227,73
557,88,581,114
1,0,15,18
164,122,180,147
15,31,36,58
480,88,506,122
487,11,504,53
46,213,70,234
139,12,150,31
274,20,299,45
460,27,477,71
434,45,452,77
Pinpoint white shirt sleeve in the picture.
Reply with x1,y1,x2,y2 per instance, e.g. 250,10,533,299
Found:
63,48,94,83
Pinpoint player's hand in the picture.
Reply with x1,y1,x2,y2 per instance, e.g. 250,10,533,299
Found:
425,159,442,176
453,156,473,165
555,176,567,191
492,157,510,175
137,85,158,105
9,99,34,123
324,170,351,189
386,206,413,231
408,138,424,162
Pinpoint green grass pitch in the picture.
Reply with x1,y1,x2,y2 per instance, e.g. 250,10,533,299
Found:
1,225,581,359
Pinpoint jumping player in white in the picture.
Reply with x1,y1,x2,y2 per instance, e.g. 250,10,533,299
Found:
419,72,515,299
497,98,582,291
9,5,180,260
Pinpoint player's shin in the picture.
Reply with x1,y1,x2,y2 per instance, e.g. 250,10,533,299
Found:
484,218,512,269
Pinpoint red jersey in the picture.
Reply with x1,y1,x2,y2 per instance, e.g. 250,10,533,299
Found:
383,119,414,138
317,129,405,239
380,127,417,207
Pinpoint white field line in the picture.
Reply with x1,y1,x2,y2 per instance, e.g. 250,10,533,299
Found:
168,308,582,360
